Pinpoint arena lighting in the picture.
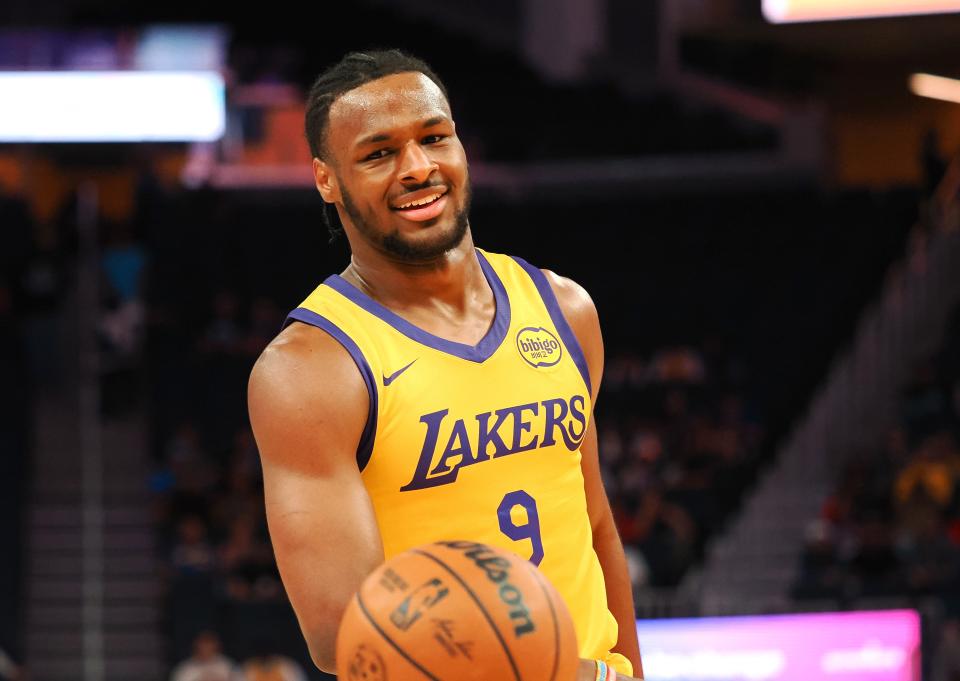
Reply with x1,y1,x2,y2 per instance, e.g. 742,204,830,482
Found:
0,71,225,142
763,0,960,23
909,72,960,104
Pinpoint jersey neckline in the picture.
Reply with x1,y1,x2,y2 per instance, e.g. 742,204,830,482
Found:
322,248,512,364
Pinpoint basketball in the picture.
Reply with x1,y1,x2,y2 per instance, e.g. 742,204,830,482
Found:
336,540,580,681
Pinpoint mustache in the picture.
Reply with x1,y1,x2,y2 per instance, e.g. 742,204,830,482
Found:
396,181,447,196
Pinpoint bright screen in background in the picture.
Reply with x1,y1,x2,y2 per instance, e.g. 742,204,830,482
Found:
636,609,921,681
763,0,960,23
0,71,225,142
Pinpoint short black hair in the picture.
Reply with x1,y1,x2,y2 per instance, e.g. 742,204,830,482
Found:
304,48,451,242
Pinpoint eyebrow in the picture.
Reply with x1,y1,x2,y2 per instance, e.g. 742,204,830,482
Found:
355,115,448,147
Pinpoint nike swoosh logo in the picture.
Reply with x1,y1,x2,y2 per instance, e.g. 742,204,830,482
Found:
383,359,418,386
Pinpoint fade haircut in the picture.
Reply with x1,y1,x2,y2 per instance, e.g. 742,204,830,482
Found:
304,49,451,242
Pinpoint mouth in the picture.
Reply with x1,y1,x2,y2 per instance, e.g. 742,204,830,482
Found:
391,191,449,222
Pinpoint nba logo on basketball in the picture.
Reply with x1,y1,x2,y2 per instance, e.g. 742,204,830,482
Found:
516,327,562,368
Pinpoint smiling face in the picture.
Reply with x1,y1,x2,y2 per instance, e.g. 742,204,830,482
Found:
313,71,472,264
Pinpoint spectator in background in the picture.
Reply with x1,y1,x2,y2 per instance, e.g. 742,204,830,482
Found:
199,290,244,356
793,519,844,599
894,429,960,512
898,509,959,595
848,513,903,597
613,483,696,587
649,346,706,384
170,515,217,577
166,422,210,468
241,640,307,681
99,219,147,357
602,353,645,391
210,456,262,533
155,424,219,537
170,631,241,681
98,218,149,416
217,512,280,602
196,290,253,452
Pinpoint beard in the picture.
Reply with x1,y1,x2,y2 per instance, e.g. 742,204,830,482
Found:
339,176,472,263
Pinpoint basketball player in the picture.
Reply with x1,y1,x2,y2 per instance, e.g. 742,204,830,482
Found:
248,49,643,681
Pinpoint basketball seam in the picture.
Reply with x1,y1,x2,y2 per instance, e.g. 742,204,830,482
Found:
528,566,562,681
411,548,523,681
355,591,442,681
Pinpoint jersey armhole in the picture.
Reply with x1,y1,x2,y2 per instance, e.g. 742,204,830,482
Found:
283,308,378,473
509,256,593,397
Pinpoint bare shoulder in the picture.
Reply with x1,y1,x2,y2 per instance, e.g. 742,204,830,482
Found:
540,268,603,398
249,322,366,411
540,269,599,331
247,321,369,475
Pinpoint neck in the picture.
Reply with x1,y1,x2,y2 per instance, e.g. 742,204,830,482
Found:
343,230,483,315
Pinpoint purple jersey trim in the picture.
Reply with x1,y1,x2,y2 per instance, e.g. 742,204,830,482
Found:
322,249,511,363
281,308,378,473
510,256,593,397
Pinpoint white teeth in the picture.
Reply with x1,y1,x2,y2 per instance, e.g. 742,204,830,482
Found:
398,192,442,209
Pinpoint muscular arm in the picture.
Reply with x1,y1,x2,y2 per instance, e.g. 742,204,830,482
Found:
545,270,644,680
248,323,385,673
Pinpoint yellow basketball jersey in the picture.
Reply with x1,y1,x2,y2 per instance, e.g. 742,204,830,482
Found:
285,247,631,677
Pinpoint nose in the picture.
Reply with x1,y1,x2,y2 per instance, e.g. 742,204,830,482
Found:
396,140,439,185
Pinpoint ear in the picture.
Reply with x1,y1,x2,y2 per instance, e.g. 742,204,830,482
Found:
313,157,341,203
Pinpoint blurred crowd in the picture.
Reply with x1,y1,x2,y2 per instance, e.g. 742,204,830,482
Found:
793,303,960,680
600,344,763,587
169,631,306,681
146,287,297,668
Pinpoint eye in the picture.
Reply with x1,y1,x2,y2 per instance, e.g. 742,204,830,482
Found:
423,134,446,144
364,148,390,161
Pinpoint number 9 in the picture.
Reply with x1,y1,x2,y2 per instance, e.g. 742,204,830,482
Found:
497,490,544,566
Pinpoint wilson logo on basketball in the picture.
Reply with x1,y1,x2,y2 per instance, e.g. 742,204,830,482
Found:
435,540,536,638
516,326,562,368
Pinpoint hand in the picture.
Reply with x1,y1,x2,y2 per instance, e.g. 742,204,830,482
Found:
575,658,641,681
